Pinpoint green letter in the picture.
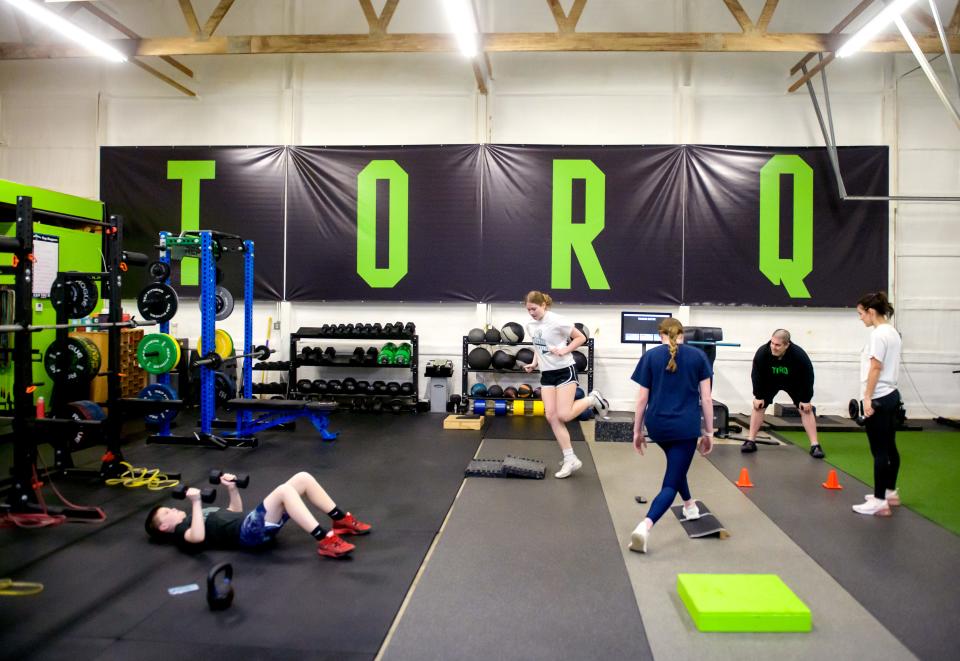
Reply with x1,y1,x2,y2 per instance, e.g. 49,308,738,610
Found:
167,160,216,286
551,160,610,290
357,160,408,287
759,155,813,298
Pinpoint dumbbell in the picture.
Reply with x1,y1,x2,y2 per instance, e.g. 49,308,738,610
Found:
323,347,337,362
342,377,358,393
399,382,414,396
848,399,867,426
404,322,416,336
312,379,327,395
350,347,365,365
327,379,342,394
209,469,249,488
387,381,401,394
297,379,313,394
172,485,217,503
364,347,379,365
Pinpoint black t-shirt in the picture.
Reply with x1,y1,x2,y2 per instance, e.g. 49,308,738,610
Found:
173,507,244,550
751,342,814,402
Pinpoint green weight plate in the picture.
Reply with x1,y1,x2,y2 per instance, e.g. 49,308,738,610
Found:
137,333,181,374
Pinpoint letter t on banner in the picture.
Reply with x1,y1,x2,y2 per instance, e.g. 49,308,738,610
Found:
167,160,216,286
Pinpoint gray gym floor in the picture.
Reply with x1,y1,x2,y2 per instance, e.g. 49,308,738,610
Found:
379,420,960,660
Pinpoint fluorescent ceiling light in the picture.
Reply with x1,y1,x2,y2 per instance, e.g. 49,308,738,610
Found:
6,0,127,62
837,0,919,58
442,0,478,58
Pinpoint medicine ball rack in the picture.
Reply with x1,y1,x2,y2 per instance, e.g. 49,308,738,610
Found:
461,337,595,404
0,194,168,516
287,325,419,413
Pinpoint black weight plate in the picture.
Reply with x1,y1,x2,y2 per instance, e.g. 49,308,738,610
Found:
51,274,98,319
215,372,235,406
44,337,101,384
147,261,172,283
137,283,179,322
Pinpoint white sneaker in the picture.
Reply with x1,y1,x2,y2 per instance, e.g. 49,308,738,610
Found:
681,502,701,520
629,524,649,553
589,390,610,418
865,490,901,506
554,456,583,479
852,497,892,517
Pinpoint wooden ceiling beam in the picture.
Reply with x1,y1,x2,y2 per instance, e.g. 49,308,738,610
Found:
722,0,754,32
905,6,936,33
177,0,202,37
202,0,236,39
949,0,960,34
77,2,193,78
3,31,960,59
547,0,588,34
789,0,877,75
359,0,399,36
129,58,196,97
756,0,779,33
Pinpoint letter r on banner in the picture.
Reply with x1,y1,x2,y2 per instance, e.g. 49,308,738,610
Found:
552,160,610,290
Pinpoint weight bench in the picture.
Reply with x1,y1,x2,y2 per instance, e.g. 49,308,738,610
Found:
225,399,338,440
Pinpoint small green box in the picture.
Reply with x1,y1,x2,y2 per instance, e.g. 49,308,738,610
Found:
677,574,811,633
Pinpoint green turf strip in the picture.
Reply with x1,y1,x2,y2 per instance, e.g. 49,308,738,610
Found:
779,430,960,536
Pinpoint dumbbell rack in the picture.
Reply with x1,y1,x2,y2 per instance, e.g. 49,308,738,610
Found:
287,327,418,411
460,337,595,407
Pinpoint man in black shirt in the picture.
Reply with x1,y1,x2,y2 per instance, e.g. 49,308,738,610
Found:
145,471,371,558
743,329,825,458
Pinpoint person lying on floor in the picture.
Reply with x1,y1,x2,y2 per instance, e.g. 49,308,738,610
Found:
145,471,371,558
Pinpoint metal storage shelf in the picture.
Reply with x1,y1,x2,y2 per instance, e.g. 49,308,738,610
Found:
461,336,594,397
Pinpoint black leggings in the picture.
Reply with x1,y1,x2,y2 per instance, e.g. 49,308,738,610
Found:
864,390,901,499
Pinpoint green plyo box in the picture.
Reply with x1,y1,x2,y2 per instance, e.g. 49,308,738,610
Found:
677,574,812,633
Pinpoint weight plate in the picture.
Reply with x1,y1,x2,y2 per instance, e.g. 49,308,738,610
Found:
66,400,105,450
147,260,171,283
139,383,179,425
137,283,179,323
43,337,101,384
200,286,235,321
215,372,235,406
137,333,181,374
214,329,234,359
50,274,99,320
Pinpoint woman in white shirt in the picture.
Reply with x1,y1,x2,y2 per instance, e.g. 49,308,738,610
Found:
523,291,608,479
853,291,903,517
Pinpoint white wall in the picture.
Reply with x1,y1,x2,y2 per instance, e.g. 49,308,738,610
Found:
1,0,958,416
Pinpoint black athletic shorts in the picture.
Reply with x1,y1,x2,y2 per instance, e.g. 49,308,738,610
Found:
540,365,577,388
757,388,810,408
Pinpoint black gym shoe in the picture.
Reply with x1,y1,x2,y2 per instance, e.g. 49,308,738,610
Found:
810,444,825,459
740,440,758,453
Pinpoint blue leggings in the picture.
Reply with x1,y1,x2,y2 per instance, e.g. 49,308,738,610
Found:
646,438,699,525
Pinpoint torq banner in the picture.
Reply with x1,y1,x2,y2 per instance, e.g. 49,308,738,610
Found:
100,144,887,306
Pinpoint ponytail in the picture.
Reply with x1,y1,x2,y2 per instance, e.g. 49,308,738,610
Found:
658,318,683,373
857,291,894,318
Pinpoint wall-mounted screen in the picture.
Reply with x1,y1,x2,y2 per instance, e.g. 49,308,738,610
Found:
621,311,672,344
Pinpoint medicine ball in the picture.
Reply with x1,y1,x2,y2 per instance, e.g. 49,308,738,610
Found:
484,327,502,343
574,322,590,340
503,386,519,399
518,383,533,398
515,348,535,366
470,383,488,397
572,351,588,372
533,386,542,399
491,350,516,370
501,322,524,343
467,328,486,343
487,385,504,398
467,347,492,370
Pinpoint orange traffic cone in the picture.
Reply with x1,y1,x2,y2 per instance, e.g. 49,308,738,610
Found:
735,467,754,488
822,469,843,490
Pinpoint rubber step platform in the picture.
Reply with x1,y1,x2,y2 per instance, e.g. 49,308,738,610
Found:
465,459,505,478
503,455,546,479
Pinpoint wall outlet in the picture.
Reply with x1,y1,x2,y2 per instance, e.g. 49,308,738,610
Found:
35,302,43,312
273,321,280,330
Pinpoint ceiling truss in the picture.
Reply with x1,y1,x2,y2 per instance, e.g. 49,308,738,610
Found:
0,0,958,98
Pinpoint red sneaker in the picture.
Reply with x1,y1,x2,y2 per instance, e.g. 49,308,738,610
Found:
332,512,372,536
317,533,355,558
